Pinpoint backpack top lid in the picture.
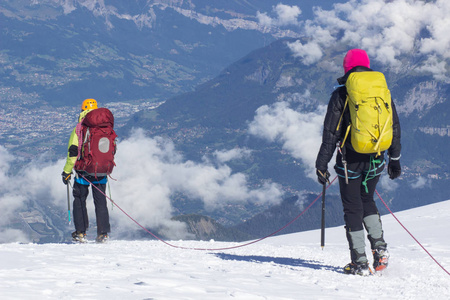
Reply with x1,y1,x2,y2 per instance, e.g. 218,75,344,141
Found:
82,107,114,128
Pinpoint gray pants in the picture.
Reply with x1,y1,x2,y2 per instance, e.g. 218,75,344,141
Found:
346,214,386,264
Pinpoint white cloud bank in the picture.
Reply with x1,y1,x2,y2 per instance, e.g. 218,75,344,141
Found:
248,93,328,180
410,176,429,189
111,130,283,237
263,0,450,80
0,147,69,243
0,130,283,242
257,4,302,27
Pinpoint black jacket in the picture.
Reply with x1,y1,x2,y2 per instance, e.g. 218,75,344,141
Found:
315,66,402,171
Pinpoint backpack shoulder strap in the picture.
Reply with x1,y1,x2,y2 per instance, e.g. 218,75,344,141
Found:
335,85,351,149
75,122,84,160
336,97,348,132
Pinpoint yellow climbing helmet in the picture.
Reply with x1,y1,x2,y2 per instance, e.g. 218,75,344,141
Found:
81,98,98,111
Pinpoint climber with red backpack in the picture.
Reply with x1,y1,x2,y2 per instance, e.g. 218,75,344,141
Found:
315,49,402,275
62,99,117,243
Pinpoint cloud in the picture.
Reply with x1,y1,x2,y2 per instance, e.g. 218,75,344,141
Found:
256,11,273,27
0,130,284,242
288,40,323,65
257,4,301,28
113,130,282,216
419,7,450,59
0,146,14,184
410,176,429,189
61,0,77,14
248,95,327,179
274,4,302,26
0,147,65,243
379,175,399,192
100,129,283,237
279,0,450,79
110,130,284,237
0,229,30,244
416,55,448,81
0,147,28,229
212,148,252,164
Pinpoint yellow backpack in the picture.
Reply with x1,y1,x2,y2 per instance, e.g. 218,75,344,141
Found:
338,71,393,156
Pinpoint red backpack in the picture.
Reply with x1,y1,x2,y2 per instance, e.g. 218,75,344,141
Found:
74,108,117,177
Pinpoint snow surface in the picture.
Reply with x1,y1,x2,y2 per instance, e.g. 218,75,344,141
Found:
1,200,449,300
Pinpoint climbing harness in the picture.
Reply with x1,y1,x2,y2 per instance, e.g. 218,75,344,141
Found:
362,156,382,193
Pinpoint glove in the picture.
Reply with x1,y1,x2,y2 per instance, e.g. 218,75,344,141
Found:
388,159,401,180
62,172,71,185
316,169,330,185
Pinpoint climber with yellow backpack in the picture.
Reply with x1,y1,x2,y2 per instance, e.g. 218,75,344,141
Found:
315,49,402,275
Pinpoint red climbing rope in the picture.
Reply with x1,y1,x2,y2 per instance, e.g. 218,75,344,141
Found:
375,189,450,276
79,173,337,251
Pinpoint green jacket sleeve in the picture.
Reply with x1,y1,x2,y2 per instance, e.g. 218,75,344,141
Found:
63,128,79,174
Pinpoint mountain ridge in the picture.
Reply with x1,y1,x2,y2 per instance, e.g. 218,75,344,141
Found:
122,36,450,222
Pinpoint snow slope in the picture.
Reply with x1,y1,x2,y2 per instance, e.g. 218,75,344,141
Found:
0,200,449,300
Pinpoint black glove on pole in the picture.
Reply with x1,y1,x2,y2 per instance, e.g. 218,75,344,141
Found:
317,169,330,185
62,172,71,185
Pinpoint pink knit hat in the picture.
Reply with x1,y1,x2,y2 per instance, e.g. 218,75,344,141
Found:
343,49,370,73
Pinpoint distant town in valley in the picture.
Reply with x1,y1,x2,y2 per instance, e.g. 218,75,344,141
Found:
0,97,163,159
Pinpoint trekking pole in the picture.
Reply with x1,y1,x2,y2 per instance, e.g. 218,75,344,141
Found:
66,182,71,224
320,182,326,249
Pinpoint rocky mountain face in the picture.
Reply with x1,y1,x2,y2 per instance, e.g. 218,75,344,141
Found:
172,214,252,241
0,0,301,107
125,37,450,217
1,0,308,160
172,194,343,242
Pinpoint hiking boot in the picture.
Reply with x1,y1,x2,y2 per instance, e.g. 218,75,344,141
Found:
343,262,371,276
96,233,108,243
72,231,87,243
373,247,390,272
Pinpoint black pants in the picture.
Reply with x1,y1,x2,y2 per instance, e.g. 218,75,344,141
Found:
335,153,385,231
73,181,110,235
338,174,380,231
